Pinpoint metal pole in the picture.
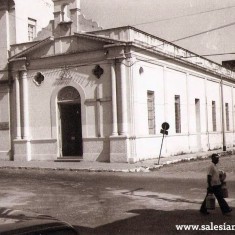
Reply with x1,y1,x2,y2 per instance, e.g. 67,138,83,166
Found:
220,78,226,151
158,132,165,165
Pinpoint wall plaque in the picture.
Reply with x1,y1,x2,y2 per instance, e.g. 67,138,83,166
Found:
0,122,9,130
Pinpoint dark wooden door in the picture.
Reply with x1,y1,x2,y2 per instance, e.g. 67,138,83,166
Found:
60,103,83,156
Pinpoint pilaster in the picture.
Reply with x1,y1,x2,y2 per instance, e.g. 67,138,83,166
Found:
13,71,21,139
119,59,128,135
21,70,29,139
12,70,31,161
111,60,118,136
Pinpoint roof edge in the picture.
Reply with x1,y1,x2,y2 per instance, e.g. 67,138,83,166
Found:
9,36,54,61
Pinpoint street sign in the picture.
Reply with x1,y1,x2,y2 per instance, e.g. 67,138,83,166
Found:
162,122,170,131
160,122,169,135
160,129,168,135
157,122,170,165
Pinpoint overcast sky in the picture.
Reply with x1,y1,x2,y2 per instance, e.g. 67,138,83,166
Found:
80,0,235,64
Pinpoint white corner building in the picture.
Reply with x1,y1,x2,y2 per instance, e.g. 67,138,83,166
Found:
0,0,235,163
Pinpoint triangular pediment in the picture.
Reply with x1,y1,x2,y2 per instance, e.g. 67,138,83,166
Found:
9,36,54,61
9,33,125,62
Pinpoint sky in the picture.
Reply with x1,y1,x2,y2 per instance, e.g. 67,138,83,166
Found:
79,0,235,64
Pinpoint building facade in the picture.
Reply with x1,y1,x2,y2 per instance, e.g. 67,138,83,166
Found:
1,0,235,163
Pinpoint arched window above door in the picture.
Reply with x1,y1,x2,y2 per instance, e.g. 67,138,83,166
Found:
58,86,80,103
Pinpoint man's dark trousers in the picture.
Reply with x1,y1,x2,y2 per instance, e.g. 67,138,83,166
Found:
200,185,230,213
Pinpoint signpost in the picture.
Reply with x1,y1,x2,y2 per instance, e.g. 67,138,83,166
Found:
157,122,170,165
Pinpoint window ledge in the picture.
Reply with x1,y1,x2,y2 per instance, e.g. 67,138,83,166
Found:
59,20,73,25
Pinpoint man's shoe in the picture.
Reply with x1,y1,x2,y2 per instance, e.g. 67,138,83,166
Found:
223,208,232,215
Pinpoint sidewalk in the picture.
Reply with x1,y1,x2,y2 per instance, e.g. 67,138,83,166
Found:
0,148,234,173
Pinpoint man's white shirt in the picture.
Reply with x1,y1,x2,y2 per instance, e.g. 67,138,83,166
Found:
208,163,221,186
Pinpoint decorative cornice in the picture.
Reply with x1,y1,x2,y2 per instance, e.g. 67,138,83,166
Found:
9,57,28,71
90,26,235,81
9,57,27,62
70,8,81,12
103,43,127,48
74,32,126,45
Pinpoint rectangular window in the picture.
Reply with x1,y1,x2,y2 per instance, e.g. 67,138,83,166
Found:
147,91,155,134
195,99,201,133
225,103,230,131
28,18,36,41
212,101,216,131
175,95,181,133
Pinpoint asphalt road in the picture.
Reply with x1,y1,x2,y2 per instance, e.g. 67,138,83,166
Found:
0,156,234,235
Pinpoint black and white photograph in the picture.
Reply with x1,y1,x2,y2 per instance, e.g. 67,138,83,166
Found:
0,0,235,234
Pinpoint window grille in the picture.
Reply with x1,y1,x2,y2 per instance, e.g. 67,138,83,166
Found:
212,101,216,131
225,103,230,131
58,86,80,103
147,91,155,134
175,95,181,133
195,98,201,133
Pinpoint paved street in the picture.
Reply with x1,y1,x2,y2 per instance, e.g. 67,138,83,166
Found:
1,1,235,234
0,156,234,234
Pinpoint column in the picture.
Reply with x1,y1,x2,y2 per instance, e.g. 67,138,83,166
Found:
21,70,29,139
14,72,21,139
119,59,128,135
111,60,118,136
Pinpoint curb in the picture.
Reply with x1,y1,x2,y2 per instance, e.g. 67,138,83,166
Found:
0,150,233,173
136,149,234,173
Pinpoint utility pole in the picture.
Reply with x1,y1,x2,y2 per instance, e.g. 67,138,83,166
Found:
220,78,226,151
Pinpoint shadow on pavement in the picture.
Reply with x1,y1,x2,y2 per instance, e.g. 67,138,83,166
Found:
74,208,234,235
0,207,53,221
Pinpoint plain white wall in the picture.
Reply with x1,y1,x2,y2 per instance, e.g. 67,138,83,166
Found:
14,0,53,43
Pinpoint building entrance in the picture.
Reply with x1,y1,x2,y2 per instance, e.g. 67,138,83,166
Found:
57,86,82,157
59,103,82,156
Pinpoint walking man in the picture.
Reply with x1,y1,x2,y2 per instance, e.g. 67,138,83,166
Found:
200,153,232,215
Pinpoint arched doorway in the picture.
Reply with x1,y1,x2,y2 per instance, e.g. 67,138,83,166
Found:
57,86,83,157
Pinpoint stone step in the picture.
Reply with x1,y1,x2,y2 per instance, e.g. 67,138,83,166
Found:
55,157,83,162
